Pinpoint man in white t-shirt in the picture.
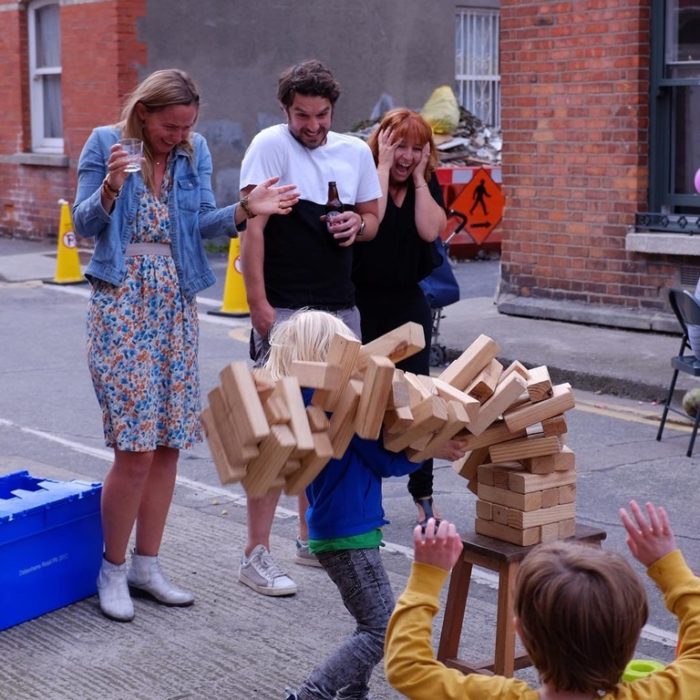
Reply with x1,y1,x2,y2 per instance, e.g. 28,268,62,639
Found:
237,59,381,597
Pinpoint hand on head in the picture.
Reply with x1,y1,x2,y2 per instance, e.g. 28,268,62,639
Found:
377,127,398,171
412,142,431,187
619,500,676,568
247,176,300,217
413,518,463,572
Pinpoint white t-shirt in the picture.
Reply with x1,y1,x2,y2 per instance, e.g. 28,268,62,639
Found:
240,124,381,206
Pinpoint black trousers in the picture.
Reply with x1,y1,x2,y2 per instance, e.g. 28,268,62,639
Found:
356,285,434,500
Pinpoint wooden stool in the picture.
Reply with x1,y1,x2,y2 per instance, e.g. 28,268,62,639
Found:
437,523,607,677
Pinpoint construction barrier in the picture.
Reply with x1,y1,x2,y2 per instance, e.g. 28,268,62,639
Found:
208,236,249,317
47,199,85,285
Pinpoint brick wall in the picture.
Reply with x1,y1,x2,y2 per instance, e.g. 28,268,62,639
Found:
499,0,682,312
0,0,146,240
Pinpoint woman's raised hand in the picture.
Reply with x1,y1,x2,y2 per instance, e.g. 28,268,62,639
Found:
105,143,132,190
377,127,398,172
246,176,300,217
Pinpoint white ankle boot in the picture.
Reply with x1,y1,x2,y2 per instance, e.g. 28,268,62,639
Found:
97,557,135,622
127,553,194,607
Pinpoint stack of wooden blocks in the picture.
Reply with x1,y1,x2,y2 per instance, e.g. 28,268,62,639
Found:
201,324,577,547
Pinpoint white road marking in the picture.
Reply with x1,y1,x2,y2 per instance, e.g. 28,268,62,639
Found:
0,416,679,648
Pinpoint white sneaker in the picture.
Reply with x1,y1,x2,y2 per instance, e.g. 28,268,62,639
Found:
239,545,297,596
294,538,323,568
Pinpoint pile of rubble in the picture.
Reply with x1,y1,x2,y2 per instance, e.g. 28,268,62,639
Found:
348,105,502,167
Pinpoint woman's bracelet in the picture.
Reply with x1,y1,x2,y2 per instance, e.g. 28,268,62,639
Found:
102,178,121,199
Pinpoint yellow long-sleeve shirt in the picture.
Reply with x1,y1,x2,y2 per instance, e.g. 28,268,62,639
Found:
385,550,700,699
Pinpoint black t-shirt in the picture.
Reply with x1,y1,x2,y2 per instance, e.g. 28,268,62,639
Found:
352,175,443,293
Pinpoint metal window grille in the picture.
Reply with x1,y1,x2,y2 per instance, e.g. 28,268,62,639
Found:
455,7,501,127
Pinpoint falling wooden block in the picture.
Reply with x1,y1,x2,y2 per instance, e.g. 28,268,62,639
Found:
387,371,412,409
274,376,315,452
242,424,297,497
284,431,334,495
407,401,470,462
502,360,530,381
356,322,425,371
541,414,568,436
263,395,291,425
506,502,576,530
507,469,576,494
454,419,527,451
452,447,490,481
312,332,361,411
489,434,562,463
200,408,246,485
468,372,528,436
383,405,414,433
306,405,330,433
438,334,500,391
477,483,543,511
289,360,342,390
356,356,396,439
526,365,553,402
503,383,575,433
526,445,575,474
251,367,276,402
207,387,258,463
219,362,270,445
464,358,503,403
475,517,541,546
431,377,480,423
383,395,448,453
403,372,435,401
329,379,362,458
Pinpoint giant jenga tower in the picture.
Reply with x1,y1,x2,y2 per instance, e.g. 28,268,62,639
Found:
201,324,578,547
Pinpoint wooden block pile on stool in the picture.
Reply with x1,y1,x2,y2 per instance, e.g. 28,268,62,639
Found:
451,358,578,546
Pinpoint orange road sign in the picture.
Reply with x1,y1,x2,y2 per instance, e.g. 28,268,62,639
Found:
449,167,505,245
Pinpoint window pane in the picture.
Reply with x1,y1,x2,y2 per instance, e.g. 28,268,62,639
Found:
43,75,63,138
36,4,60,68
666,1,700,78
455,7,500,127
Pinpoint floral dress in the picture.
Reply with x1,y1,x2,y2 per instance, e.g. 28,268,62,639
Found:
87,164,203,451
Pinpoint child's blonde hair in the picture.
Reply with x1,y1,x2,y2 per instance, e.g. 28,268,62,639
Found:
265,309,356,380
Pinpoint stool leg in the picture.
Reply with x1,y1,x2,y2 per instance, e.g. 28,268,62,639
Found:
657,369,679,441
494,560,519,677
687,408,700,457
438,558,472,663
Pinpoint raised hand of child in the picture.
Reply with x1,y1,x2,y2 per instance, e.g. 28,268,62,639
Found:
413,518,463,572
619,500,677,568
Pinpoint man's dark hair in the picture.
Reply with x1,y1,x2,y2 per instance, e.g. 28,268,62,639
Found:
277,59,341,108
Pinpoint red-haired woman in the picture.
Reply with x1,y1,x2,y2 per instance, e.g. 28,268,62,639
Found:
353,108,447,526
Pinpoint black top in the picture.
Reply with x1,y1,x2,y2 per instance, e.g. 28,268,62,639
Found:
352,175,443,292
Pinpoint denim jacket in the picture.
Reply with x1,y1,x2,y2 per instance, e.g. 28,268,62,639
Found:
72,126,237,298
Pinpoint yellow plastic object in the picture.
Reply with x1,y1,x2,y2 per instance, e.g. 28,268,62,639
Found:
622,659,664,682
50,199,85,285
208,236,249,317
420,85,460,135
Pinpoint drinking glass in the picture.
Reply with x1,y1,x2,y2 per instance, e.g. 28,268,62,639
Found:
120,138,143,173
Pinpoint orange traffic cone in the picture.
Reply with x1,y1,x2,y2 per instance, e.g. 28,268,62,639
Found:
47,199,85,285
208,236,249,317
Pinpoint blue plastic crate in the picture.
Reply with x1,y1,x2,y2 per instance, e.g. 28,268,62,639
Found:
0,470,103,630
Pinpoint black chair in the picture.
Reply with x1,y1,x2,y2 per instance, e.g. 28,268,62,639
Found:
657,287,700,457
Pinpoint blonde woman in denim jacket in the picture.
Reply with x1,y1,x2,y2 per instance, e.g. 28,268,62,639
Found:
73,68,298,622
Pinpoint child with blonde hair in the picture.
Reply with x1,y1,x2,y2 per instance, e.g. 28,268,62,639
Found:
269,309,417,700
385,501,700,699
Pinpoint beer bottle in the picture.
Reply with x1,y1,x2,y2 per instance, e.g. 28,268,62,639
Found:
325,181,344,235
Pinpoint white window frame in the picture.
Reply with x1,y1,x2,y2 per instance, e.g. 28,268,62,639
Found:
455,5,501,128
27,0,63,153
